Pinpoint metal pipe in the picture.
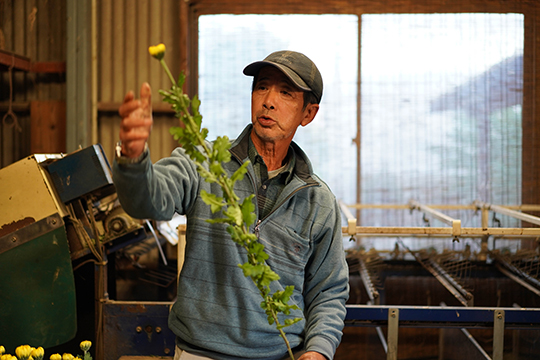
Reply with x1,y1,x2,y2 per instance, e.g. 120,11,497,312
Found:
345,226,540,237
495,262,540,297
367,300,388,354
409,200,462,236
145,220,168,266
476,202,540,227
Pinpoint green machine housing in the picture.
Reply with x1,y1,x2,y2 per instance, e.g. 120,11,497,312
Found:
0,155,76,352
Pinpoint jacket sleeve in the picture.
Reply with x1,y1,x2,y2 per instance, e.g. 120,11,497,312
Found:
302,197,349,359
112,147,200,221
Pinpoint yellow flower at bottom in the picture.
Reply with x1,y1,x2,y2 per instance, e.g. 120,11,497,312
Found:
31,347,44,360
61,354,73,360
49,354,61,360
148,43,166,60
15,345,32,360
79,341,91,353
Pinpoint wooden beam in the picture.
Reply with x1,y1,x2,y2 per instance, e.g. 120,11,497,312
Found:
0,49,31,71
31,62,66,73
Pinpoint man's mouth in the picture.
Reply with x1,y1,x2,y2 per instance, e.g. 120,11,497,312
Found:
258,115,275,126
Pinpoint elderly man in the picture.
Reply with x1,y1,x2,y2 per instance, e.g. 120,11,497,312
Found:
113,51,349,360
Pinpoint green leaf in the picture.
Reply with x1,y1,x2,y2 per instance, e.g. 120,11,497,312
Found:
200,190,224,213
213,136,232,163
231,161,249,183
223,204,243,226
277,317,302,330
249,241,269,262
226,225,243,244
240,232,258,243
258,265,280,287
240,195,257,227
200,126,208,141
209,162,225,176
238,262,265,278
177,72,186,88
192,95,201,116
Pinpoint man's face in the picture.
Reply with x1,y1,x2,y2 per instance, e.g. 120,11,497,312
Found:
250,66,318,147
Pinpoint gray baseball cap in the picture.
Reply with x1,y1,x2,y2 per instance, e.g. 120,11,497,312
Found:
243,50,323,103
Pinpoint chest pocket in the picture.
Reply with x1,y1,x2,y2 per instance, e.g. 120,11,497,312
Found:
257,218,311,285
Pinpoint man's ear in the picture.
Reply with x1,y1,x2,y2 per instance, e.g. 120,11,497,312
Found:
301,103,319,127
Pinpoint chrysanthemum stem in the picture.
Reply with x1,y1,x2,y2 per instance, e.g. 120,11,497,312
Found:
160,59,176,86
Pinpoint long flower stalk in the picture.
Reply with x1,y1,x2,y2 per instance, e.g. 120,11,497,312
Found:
148,43,301,360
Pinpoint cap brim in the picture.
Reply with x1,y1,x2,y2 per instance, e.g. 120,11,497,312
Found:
243,61,312,92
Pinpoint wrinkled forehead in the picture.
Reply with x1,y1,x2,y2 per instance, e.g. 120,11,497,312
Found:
255,66,302,90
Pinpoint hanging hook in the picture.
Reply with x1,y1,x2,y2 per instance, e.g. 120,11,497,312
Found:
2,55,22,132
492,212,501,228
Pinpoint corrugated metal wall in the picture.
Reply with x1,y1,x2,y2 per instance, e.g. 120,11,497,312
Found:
97,0,183,164
0,0,66,167
0,0,183,168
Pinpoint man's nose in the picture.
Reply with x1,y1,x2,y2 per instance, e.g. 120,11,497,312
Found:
263,88,277,110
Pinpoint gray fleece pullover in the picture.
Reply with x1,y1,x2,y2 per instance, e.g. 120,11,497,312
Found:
112,125,349,360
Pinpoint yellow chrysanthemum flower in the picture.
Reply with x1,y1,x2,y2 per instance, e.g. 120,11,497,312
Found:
79,341,91,353
31,347,44,360
15,345,32,360
1,354,11,360
148,43,166,60
61,354,73,360
49,354,61,360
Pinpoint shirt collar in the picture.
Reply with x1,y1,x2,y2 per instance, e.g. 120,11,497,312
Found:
248,136,296,184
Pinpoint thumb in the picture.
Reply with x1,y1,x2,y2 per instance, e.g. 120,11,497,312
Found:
140,82,152,118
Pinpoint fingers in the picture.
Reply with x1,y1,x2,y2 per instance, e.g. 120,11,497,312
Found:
140,82,152,118
119,90,136,118
297,352,325,360
118,83,154,158
120,108,152,140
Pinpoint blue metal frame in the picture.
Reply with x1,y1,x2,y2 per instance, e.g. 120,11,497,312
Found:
102,301,176,360
345,305,540,329
101,302,540,359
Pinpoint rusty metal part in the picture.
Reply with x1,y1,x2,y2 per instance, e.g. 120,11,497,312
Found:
359,257,380,305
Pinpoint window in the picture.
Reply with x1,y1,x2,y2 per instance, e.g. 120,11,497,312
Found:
198,13,524,251
360,13,524,251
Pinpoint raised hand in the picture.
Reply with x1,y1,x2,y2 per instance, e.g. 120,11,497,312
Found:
118,82,153,158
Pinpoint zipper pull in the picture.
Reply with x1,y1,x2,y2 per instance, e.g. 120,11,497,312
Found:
254,219,262,238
